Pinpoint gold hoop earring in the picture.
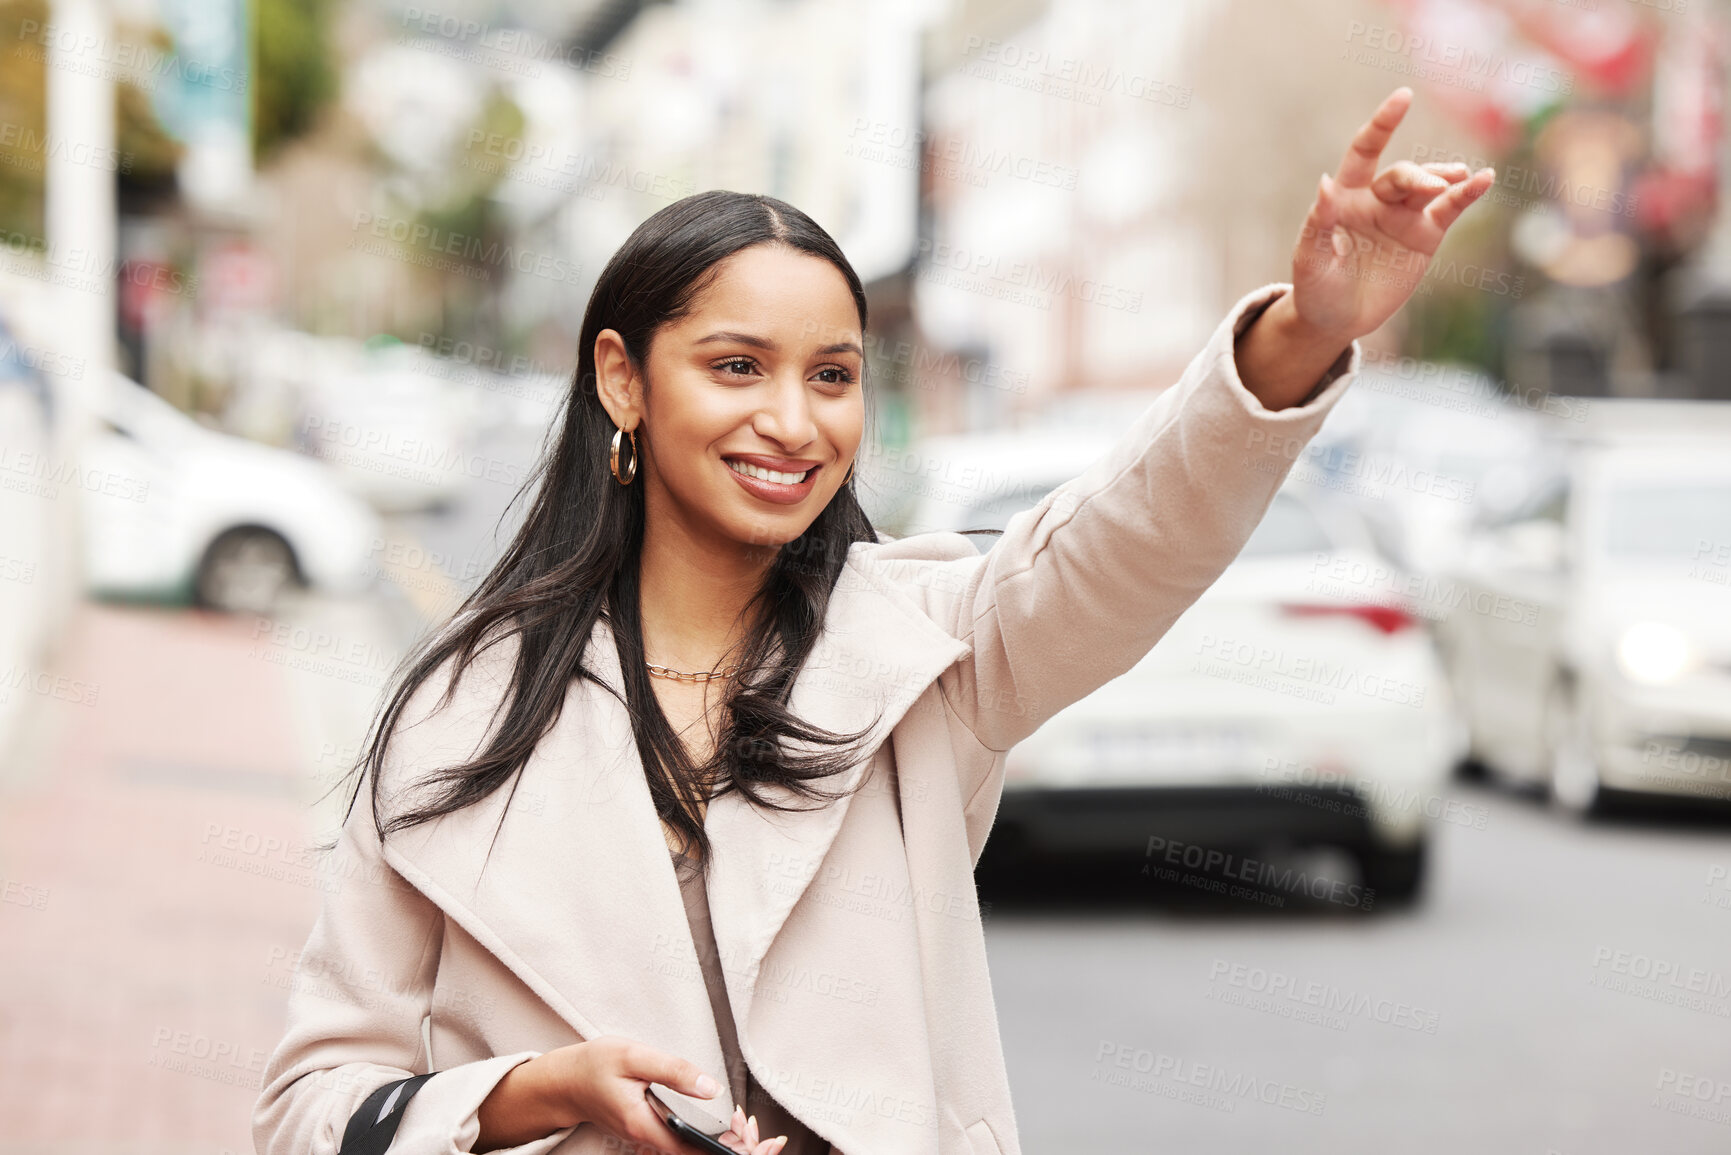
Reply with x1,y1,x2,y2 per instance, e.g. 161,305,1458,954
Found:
610,426,638,485
843,461,854,485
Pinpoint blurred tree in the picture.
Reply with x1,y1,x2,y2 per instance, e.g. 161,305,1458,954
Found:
252,0,338,162
0,1,184,238
0,0,48,243
116,23,184,202
397,86,526,348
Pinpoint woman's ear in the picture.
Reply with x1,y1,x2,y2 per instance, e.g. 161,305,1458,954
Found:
593,328,641,428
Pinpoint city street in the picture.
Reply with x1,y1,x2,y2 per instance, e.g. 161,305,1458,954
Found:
2,584,1726,1153
988,786,1731,1154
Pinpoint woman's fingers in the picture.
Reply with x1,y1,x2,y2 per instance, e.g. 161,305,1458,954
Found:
616,1040,721,1099
1295,170,1347,266
1335,86,1413,190
1371,160,1452,206
1420,161,1472,183
1425,167,1497,232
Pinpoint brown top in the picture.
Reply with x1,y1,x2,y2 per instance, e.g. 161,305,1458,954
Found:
671,845,833,1155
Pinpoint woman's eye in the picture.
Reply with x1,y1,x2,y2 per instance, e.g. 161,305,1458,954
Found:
717,358,758,376
815,367,857,387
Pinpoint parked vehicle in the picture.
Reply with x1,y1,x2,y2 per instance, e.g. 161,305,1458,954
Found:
1437,412,1731,815
902,432,1465,905
80,372,382,614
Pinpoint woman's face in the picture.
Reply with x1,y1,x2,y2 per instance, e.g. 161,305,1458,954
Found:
596,243,866,558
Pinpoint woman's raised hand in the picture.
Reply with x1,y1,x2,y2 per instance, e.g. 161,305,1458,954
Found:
1289,85,1495,345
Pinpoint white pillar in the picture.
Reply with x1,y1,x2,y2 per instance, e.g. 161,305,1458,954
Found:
45,0,117,375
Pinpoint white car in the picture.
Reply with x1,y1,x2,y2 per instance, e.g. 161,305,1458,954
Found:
1437,417,1731,814
900,436,1464,906
79,372,383,614
1300,367,1573,575
295,346,486,514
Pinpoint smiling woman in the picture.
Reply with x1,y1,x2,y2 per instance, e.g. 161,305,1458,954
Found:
254,88,1495,1155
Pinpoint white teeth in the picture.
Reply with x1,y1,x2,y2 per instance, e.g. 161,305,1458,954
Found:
727,460,810,485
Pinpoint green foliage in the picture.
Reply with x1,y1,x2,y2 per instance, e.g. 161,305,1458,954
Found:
0,0,48,242
116,24,184,188
253,0,338,161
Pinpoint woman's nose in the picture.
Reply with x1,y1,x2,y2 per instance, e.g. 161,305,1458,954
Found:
752,374,820,447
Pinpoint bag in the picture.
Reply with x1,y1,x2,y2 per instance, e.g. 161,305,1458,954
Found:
339,1073,436,1155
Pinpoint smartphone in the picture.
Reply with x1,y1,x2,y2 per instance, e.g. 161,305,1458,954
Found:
644,1083,738,1155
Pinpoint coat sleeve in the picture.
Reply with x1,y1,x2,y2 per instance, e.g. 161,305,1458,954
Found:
253,638,577,1155
929,281,1361,761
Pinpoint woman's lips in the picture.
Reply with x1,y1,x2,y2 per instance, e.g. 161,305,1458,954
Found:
724,459,819,505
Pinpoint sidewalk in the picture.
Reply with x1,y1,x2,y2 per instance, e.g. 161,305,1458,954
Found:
0,595,398,1154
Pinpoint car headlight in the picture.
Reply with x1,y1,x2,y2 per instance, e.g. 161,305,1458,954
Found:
1614,622,1698,685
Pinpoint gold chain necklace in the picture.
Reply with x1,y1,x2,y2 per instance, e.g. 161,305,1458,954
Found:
646,661,741,684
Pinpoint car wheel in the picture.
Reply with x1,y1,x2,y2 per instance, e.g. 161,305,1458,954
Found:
1356,839,1426,908
195,527,300,615
1545,675,1601,816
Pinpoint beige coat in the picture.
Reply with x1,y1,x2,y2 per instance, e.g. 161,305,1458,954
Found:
252,282,1360,1155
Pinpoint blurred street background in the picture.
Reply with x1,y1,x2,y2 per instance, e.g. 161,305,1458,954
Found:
3,0,1731,1151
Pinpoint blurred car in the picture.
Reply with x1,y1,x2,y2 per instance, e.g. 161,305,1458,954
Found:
1437,415,1731,814
80,372,383,614
295,344,487,514
1301,366,1572,576
904,433,1464,905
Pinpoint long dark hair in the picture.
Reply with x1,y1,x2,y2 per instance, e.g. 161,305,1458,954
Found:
340,190,886,876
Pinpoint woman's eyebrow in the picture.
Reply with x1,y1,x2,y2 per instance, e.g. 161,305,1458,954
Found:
693,331,863,358
694,330,775,350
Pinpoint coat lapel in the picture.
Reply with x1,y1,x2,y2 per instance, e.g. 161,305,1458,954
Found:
379,547,973,1117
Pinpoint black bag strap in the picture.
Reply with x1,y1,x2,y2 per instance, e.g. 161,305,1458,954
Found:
340,1073,436,1155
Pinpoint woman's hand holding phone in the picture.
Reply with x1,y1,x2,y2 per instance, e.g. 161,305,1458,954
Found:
475,1035,787,1154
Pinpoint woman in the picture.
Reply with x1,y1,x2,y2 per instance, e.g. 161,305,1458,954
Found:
253,86,1490,1155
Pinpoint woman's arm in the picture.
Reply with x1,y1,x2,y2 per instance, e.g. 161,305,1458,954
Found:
252,648,574,1155
250,781,570,1155
922,86,1493,756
